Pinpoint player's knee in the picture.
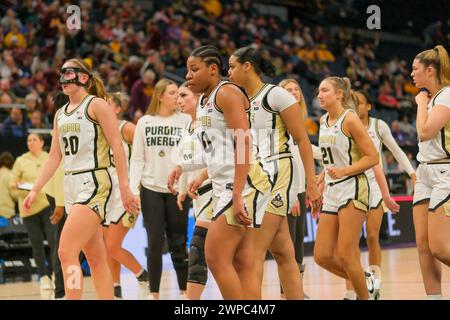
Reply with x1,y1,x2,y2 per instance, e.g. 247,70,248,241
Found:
314,250,332,268
429,242,450,263
188,226,208,285
365,232,379,247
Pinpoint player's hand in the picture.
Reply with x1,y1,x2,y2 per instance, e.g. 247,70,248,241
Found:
23,191,36,213
326,167,345,180
177,193,186,211
415,90,430,106
233,194,252,226
187,174,207,199
50,207,64,225
121,187,140,215
291,200,300,216
167,165,182,195
306,183,322,219
383,195,400,214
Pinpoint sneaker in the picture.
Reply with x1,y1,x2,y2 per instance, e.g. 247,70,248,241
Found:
365,271,378,300
366,266,381,300
136,270,150,299
114,285,123,299
40,275,54,290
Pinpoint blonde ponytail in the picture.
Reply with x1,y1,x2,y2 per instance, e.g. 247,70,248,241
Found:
87,74,108,100
435,45,450,87
415,45,450,88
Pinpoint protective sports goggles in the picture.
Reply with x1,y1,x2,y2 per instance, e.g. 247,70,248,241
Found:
59,67,91,86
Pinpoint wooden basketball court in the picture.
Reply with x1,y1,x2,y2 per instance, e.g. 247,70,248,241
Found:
1,247,448,300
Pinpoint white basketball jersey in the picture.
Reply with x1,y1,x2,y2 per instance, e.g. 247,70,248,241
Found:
196,81,261,195
57,95,110,172
365,117,382,180
179,121,211,187
319,109,363,184
249,84,293,160
109,120,132,179
417,86,450,162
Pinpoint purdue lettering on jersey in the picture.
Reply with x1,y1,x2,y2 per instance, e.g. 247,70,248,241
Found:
57,95,110,172
250,84,290,160
319,109,363,184
418,87,450,162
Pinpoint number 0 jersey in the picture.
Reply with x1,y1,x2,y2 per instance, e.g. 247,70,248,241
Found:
57,95,111,173
319,109,363,184
196,81,270,196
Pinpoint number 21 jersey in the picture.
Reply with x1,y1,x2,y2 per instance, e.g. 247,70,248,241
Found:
319,109,363,184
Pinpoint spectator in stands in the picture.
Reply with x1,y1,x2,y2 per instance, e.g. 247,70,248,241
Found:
30,110,47,129
0,78,16,104
391,120,409,146
1,8,22,30
9,133,55,291
2,107,31,138
24,93,38,115
0,152,17,219
129,68,156,116
398,115,417,141
121,55,142,93
11,74,32,100
4,23,27,49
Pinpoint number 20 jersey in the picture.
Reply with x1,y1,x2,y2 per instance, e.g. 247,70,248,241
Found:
319,109,363,185
57,95,111,173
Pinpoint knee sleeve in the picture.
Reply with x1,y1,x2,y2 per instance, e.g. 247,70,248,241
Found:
188,226,208,285
168,235,188,269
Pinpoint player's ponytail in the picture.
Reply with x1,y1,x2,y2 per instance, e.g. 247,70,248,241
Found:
415,45,450,88
232,46,275,77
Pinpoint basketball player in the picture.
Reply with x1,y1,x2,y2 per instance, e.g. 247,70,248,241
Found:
343,90,415,300
313,76,378,300
129,79,191,300
411,45,450,300
168,82,212,300
102,93,149,299
227,47,321,300
172,45,272,299
23,58,140,300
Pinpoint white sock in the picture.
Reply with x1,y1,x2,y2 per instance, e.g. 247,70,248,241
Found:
344,290,357,300
135,269,144,278
427,294,443,300
113,282,121,288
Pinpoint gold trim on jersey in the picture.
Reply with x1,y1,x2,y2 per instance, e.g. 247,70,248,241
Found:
76,168,112,223
272,113,290,156
325,108,348,128
266,157,294,216
84,96,99,124
353,174,369,212
63,94,91,116
93,123,111,169
441,120,450,158
250,83,269,102
348,136,363,165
